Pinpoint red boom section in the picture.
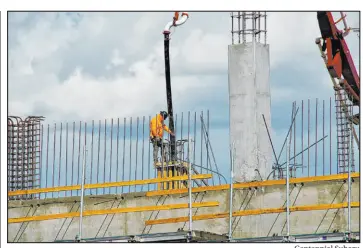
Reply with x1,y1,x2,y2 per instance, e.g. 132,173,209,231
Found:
317,11,360,105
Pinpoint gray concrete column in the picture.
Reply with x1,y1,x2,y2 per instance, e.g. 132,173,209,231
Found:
228,42,272,182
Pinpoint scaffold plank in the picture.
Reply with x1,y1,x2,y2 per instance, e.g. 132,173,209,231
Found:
8,201,219,224
145,201,360,225
8,174,212,196
146,173,360,197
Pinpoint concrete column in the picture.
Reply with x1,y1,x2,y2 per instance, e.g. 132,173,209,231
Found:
228,42,272,182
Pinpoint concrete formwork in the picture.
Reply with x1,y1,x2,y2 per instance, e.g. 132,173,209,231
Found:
8,178,360,242
228,42,272,182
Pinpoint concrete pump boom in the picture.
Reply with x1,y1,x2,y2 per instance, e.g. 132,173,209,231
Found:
162,12,189,162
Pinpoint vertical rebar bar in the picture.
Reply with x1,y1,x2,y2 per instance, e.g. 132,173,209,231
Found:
301,100,304,175
308,99,310,177
181,113,184,161
65,123,69,193
97,120,101,195
40,124,44,199
122,118,126,193
77,122,81,190
200,111,203,176
58,123,62,196
46,124,50,198
148,116,151,191
323,100,325,175
175,113,178,158
129,117,132,193
206,110,210,182
141,116,145,191
135,117,139,192
52,123,56,198
109,119,113,194
91,120,94,190
264,12,267,45
116,118,120,191
257,11,261,42
238,12,241,44
71,122,75,196
231,12,234,45
103,119,107,195
330,97,332,175
187,111,192,233
193,112,197,175
84,122,87,186
315,98,318,176
294,102,296,171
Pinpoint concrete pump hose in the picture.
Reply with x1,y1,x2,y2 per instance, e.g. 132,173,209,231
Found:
163,12,189,33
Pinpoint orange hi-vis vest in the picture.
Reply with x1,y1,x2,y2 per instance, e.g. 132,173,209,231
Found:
150,114,171,138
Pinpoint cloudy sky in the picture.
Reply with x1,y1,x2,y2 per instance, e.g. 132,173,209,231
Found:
7,12,360,185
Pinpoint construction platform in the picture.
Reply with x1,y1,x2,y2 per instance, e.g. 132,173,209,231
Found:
54,230,359,243
233,232,360,243
54,230,229,243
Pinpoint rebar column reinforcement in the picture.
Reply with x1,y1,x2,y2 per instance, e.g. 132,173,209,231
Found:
8,116,45,200
231,12,267,45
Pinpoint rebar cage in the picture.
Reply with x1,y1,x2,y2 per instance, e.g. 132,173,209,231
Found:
231,11,267,45
8,116,45,200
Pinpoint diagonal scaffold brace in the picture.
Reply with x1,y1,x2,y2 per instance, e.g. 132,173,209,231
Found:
163,12,189,162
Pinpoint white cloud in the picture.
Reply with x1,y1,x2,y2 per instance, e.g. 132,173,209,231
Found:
8,11,359,124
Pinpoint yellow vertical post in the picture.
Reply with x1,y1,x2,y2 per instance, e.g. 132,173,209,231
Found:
175,166,180,189
163,169,167,189
168,167,173,189
157,167,161,190
178,167,181,189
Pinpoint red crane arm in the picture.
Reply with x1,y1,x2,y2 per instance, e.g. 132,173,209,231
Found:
317,11,360,105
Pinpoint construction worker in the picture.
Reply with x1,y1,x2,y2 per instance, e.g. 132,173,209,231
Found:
150,111,175,163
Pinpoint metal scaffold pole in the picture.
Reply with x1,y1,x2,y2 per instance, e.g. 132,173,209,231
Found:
348,141,351,234
347,112,353,239
187,112,192,242
77,146,87,242
286,132,291,241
